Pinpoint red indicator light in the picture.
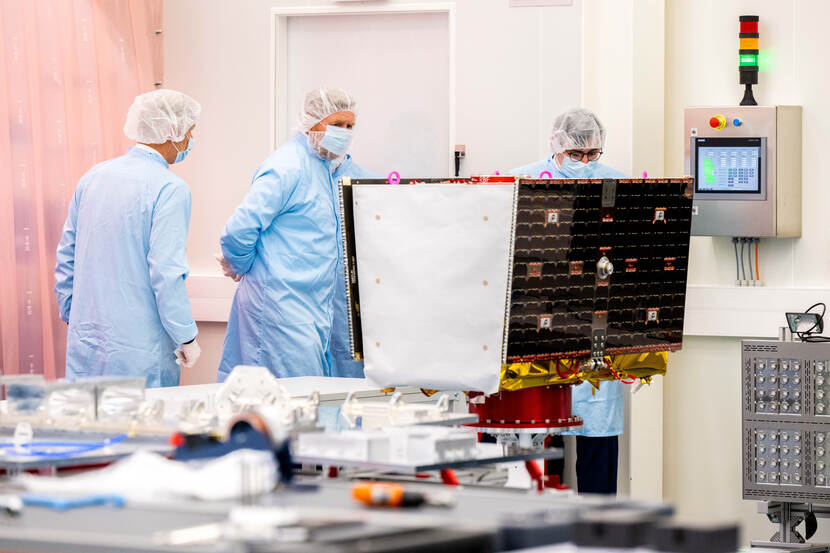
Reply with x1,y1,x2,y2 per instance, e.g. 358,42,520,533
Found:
740,20,758,33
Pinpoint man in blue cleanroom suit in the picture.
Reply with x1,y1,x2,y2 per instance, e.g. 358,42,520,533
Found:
54,89,203,388
216,87,376,382
510,107,626,495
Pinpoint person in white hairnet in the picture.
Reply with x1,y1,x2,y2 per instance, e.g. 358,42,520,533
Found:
55,89,201,388
510,107,625,495
216,87,376,382
510,107,625,180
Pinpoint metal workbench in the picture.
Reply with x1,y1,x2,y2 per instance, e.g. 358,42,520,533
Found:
0,478,651,553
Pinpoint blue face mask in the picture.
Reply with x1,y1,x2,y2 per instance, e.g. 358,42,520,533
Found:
558,156,597,178
318,125,353,157
174,136,194,164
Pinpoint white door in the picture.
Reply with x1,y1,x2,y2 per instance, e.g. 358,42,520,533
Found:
280,12,451,178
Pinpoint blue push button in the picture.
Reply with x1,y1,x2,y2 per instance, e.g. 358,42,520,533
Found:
733,118,742,126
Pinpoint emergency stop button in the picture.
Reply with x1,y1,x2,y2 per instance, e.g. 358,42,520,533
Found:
709,115,727,130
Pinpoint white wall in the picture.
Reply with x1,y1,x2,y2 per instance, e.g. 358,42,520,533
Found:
663,0,830,544
163,0,585,383
581,0,633,174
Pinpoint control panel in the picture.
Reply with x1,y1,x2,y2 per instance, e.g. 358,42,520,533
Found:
684,106,801,237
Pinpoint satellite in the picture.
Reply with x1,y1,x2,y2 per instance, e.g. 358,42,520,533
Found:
338,176,693,400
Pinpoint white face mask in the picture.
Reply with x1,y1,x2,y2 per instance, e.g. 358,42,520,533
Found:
307,125,354,160
319,125,353,155
556,156,598,178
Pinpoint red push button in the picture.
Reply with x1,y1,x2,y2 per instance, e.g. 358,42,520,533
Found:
709,115,726,130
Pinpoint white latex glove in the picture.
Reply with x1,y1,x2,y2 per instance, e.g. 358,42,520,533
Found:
177,339,201,368
215,254,242,282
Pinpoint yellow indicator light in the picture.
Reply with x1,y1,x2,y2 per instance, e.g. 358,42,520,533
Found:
740,37,759,49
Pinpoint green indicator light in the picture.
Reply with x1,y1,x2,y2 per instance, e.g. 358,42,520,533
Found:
704,158,716,185
740,54,758,66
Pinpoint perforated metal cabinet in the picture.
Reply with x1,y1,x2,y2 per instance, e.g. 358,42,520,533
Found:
684,106,802,237
742,340,830,502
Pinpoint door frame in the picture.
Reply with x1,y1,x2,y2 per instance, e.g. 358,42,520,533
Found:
270,3,457,176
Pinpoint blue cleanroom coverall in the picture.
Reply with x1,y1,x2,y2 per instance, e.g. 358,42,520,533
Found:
218,133,375,382
54,147,197,387
510,156,627,494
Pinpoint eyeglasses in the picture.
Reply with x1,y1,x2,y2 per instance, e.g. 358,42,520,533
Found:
564,149,602,162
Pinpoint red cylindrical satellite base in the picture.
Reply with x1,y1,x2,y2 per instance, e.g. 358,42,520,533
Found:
467,385,582,434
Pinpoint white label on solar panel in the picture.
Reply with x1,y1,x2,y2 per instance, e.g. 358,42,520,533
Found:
352,184,515,394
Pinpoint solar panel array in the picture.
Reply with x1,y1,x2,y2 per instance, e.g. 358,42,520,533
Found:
340,177,694,364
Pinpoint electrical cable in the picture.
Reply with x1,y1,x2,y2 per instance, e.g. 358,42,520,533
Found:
555,359,579,379
804,303,825,329
739,238,746,281
604,356,636,385
755,239,760,281
732,238,740,281
747,238,754,283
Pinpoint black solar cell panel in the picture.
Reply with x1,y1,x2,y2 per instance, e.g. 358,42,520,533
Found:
506,178,693,362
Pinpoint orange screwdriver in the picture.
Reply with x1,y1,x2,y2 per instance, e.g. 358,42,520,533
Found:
352,482,455,508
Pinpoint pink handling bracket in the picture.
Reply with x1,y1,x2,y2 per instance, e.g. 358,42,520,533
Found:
539,171,552,179
387,171,401,185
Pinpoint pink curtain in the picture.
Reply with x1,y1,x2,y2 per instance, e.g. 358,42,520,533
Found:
0,0,163,379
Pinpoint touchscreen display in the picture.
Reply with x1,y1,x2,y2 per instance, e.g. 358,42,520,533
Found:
695,137,762,193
